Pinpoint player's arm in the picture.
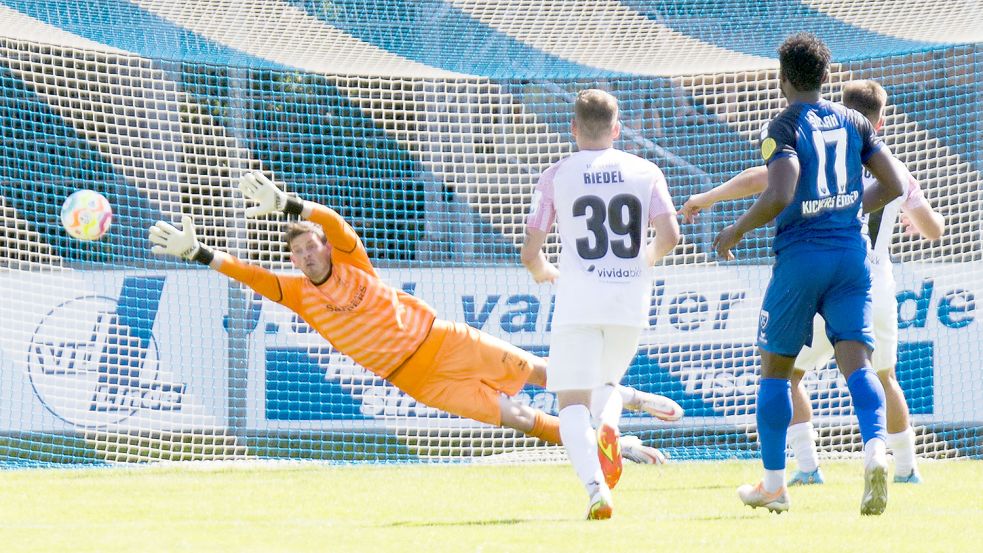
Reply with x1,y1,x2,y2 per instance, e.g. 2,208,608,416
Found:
902,204,944,240
852,111,903,214
521,171,560,284
148,216,286,302
896,165,944,240
646,212,680,265
681,166,768,223
302,203,375,276
520,229,559,284
646,169,681,265
713,157,798,260
238,171,375,275
238,171,355,250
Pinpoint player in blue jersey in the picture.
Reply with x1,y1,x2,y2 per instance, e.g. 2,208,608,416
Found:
712,33,906,515
683,80,945,488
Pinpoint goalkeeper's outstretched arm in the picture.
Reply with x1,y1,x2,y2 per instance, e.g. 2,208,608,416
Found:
149,171,376,303
238,171,361,254
148,214,286,302
238,171,374,275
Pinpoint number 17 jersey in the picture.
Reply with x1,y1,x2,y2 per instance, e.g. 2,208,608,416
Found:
526,148,675,327
762,99,884,255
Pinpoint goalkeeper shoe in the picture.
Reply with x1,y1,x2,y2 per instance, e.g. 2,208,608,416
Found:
894,469,922,484
788,467,825,486
628,391,684,422
619,435,668,465
737,482,790,514
596,423,623,489
861,457,889,516
586,486,613,521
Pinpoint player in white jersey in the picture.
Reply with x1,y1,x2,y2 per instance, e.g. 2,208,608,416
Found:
682,80,944,486
521,89,681,519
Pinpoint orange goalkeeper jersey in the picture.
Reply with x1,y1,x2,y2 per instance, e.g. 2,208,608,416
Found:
217,204,437,378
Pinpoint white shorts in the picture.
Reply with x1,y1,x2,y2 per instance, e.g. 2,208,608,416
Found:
795,272,898,372
547,325,642,392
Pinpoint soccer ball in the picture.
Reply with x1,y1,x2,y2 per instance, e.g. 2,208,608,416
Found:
61,190,112,241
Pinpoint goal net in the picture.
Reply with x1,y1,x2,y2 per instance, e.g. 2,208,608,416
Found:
1,0,980,466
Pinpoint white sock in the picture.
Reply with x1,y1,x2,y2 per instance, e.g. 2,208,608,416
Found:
864,437,887,468
787,421,819,473
559,405,603,492
887,427,917,476
763,469,786,493
591,384,623,429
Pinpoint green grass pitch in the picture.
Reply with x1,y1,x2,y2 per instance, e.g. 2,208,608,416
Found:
1,460,980,552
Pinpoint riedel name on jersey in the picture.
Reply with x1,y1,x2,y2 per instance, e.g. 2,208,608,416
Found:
582,169,624,184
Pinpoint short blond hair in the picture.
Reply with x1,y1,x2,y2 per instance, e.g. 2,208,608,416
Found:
574,89,618,141
842,80,888,122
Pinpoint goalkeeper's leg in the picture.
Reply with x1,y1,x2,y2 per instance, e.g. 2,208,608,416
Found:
499,396,561,444
528,357,683,422
498,395,664,465
618,386,684,422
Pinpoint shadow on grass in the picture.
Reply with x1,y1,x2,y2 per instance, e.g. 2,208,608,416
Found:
633,483,735,492
692,513,771,521
383,517,567,528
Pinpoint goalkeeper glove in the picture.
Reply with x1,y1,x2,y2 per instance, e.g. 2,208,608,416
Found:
148,215,214,265
238,171,304,217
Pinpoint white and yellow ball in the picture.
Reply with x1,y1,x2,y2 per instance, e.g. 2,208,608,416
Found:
61,190,113,241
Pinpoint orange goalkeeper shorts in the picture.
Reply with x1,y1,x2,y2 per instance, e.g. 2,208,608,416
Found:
388,319,536,426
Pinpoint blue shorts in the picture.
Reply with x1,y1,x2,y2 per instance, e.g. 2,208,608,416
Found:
757,246,874,358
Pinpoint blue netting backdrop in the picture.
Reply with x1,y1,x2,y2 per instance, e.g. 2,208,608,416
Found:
0,1,980,466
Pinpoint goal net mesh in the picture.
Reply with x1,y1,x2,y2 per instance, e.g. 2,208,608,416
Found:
0,0,980,465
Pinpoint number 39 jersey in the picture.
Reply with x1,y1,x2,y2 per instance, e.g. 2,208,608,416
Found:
762,99,886,255
526,148,675,327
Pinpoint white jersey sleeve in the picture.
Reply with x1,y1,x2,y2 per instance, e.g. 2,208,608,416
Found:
863,156,915,264
649,166,675,221
901,170,928,211
526,162,560,232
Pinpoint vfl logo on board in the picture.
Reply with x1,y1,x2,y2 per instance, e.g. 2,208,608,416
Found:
26,277,186,427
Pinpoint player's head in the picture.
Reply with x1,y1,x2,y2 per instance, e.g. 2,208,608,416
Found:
777,33,831,96
572,89,621,148
285,221,332,283
842,80,888,130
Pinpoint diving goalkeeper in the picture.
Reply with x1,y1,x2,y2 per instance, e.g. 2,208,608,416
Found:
148,172,682,461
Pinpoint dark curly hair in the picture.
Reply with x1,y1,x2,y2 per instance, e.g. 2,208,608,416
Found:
778,33,831,92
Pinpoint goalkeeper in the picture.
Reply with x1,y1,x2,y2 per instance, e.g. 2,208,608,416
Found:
149,171,682,462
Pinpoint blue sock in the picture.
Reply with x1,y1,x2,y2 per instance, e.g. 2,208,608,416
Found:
847,367,886,444
756,378,792,470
